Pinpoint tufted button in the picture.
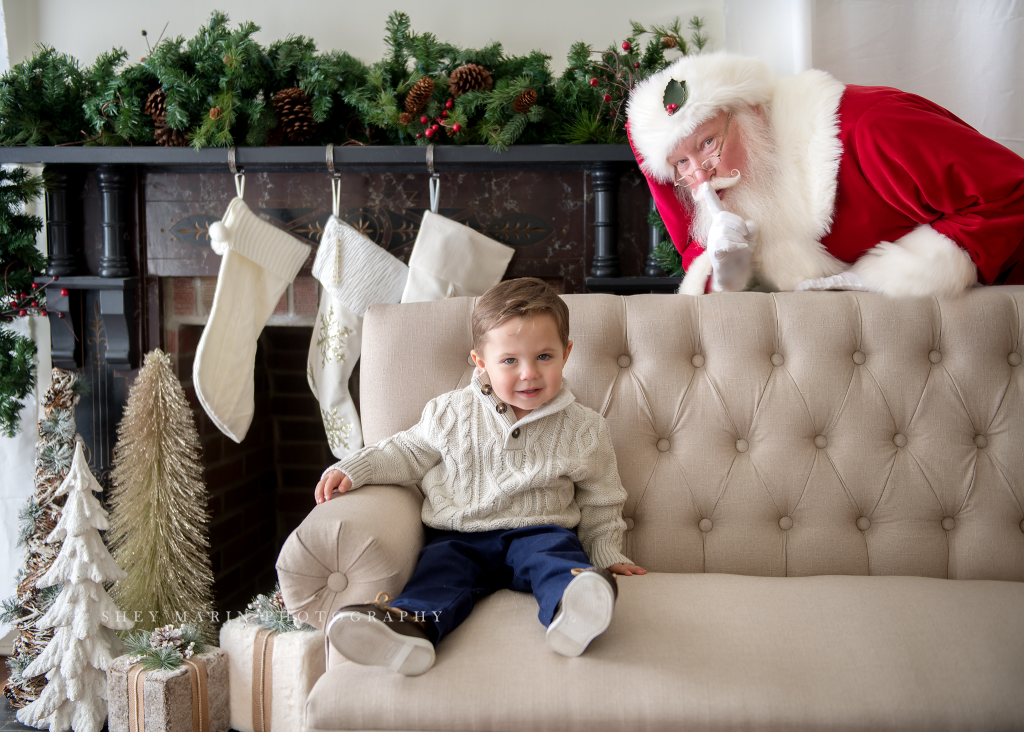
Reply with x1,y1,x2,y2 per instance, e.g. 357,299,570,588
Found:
928,350,942,364
481,384,493,395
852,350,866,365
735,439,749,453
495,402,507,414
656,438,671,452
1009,352,1022,367
511,428,521,439
624,518,635,531
771,353,785,367
617,354,632,368
327,571,349,592
698,518,713,533
856,516,871,531
814,435,828,449
779,516,793,531
974,434,988,448
941,517,956,531
691,354,705,368
893,433,907,448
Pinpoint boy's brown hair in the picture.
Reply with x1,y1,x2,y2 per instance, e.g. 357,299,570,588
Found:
472,278,570,350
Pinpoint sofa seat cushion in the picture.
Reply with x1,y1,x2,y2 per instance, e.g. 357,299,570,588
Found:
305,573,1024,732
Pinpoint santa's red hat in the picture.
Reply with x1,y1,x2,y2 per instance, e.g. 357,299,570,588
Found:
626,53,777,184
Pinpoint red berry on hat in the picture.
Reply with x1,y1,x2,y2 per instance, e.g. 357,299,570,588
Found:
60,288,69,297
31,282,38,289
442,110,448,118
622,41,631,52
420,115,429,124
445,99,453,109
453,123,462,132
425,128,435,138
603,94,612,103
432,123,439,131
30,301,37,307
18,309,26,317
589,78,599,87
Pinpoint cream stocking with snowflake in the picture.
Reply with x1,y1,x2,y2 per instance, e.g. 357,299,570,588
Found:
308,217,407,459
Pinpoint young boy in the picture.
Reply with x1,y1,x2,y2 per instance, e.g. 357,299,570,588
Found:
314,277,645,675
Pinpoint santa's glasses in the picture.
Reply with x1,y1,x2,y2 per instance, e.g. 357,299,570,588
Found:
673,112,732,188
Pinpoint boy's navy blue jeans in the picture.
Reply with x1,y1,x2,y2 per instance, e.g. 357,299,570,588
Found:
389,524,594,644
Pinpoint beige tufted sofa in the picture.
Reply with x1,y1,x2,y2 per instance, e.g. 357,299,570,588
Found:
277,289,1024,732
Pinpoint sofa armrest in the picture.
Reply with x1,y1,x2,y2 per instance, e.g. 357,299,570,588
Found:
276,484,425,632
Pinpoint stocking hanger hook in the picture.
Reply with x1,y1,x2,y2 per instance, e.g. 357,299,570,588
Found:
228,146,245,199
327,143,341,217
426,143,440,214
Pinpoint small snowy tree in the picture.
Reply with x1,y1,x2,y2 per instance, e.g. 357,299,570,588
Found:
16,441,133,732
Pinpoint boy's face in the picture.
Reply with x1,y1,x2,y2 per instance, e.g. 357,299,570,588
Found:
470,314,572,421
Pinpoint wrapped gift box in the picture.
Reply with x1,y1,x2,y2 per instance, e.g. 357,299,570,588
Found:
107,648,230,732
219,617,326,732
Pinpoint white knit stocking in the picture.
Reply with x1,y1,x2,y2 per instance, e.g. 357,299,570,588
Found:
194,198,311,442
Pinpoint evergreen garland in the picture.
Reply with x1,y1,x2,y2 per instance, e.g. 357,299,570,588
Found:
0,47,90,146
0,167,45,438
647,206,685,277
0,11,712,150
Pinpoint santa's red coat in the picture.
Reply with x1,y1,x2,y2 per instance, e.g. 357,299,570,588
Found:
633,85,1024,286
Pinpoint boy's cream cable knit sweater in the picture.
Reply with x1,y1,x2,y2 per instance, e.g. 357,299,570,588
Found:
327,371,632,569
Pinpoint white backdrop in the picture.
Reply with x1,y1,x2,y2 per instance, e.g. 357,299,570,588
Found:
726,0,1024,156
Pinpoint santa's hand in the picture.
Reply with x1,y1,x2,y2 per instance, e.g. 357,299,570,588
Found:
795,271,870,292
701,183,757,291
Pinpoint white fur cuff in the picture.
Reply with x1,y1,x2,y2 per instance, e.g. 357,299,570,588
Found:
851,225,978,297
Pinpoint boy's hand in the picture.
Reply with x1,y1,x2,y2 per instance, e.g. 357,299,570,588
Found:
315,470,352,504
608,562,647,576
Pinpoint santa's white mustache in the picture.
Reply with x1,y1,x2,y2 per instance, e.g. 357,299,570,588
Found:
690,170,742,200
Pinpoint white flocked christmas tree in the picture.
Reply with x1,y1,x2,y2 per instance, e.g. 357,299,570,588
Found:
16,441,133,732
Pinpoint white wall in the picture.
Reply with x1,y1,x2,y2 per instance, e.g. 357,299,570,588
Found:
4,0,725,73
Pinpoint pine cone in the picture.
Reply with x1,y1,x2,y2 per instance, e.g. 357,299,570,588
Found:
154,123,187,147
273,87,317,143
448,63,493,98
209,106,223,120
404,77,434,113
399,112,414,126
144,88,166,121
662,35,678,49
265,125,285,147
513,89,537,115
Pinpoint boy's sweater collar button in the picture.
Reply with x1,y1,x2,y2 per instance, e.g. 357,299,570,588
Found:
495,402,508,414
511,427,521,438
481,384,493,395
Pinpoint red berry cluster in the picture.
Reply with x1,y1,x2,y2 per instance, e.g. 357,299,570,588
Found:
666,103,679,113
2,276,68,322
416,99,462,139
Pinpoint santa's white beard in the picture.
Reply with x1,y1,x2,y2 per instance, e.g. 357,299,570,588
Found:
680,113,784,268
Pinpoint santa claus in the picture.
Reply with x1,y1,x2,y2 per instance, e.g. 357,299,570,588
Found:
626,53,1024,296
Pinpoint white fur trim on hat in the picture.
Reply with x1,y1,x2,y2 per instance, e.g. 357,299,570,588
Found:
626,53,777,184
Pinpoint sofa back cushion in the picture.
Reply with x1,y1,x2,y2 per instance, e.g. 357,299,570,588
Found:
361,290,1024,581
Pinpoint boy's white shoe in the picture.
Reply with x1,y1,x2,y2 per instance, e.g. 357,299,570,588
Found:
326,592,436,676
545,567,617,657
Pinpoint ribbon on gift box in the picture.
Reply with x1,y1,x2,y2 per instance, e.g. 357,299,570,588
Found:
252,627,276,732
127,657,211,732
